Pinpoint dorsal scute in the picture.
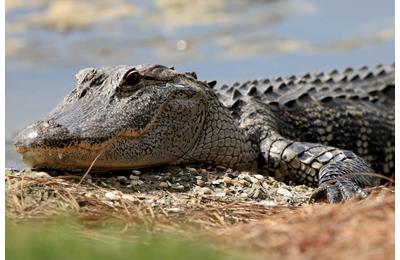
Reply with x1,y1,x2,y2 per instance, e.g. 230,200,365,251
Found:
214,64,394,111
247,86,258,96
232,89,243,100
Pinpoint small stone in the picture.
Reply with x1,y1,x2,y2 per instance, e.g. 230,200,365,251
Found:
159,182,169,188
199,169,208,175
195,175,203,180
196,179,205,187
105,191,120,201
129,175,140,180
238,179,251,187
130,180,144,186
215,191,226,197
201,187,212,194
186,167,198,174
31,171,51,179
131,170,142,176
84,192,95,198
276,188,292,197
121,194,136,202
212,180,221,185
233,181,243,189
228,170,240,177
240,192,249,198
222,176,233,185
253,174,265,180
117,176,129,183
173,184,185,191
243,175,253,183
223,188,230,195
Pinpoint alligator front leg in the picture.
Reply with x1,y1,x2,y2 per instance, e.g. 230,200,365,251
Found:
260,132,380,203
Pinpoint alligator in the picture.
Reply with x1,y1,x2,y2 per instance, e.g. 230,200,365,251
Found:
13,64,395,203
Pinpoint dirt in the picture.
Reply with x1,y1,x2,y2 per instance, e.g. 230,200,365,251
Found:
5,166,394,259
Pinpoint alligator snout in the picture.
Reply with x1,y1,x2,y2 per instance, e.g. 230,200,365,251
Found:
14,120,72,151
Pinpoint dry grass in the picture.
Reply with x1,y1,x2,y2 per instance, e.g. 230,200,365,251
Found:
218,187,394,259
5,168,394,259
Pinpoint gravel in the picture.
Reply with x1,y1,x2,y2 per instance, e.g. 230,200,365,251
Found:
5,165,314,208
105,191,121,201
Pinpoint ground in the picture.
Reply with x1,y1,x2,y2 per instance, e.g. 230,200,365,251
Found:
5,166,394,259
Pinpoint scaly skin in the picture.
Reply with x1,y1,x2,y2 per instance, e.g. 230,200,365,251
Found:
13,64,395,203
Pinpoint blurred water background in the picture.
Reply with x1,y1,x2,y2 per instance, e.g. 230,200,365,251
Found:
5,0,394,169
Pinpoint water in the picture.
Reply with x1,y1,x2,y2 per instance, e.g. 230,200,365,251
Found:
5,0,394,169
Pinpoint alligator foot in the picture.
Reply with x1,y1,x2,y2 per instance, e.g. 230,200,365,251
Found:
310,177,369,203
261,132,381,203
310,154,379,203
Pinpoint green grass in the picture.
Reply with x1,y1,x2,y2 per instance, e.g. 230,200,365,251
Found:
6,219,241,260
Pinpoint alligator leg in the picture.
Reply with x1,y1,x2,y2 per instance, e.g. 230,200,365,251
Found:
260,131,380,203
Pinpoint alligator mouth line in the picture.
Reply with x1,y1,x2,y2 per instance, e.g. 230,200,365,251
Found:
15,90,180,154
15,114,157,160
16,90,207,171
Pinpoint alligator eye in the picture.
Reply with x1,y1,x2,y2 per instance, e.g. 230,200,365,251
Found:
120,70,141,86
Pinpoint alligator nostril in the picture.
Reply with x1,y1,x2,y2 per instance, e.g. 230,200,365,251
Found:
14,119,71,150
44,120,62,128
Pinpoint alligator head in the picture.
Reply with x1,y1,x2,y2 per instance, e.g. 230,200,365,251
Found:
14,65,219,170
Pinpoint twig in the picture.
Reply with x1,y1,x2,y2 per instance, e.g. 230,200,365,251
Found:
78,151,105,185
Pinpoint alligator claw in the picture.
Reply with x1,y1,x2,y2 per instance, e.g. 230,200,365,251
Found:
310,177,369,203
308,153,381,203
